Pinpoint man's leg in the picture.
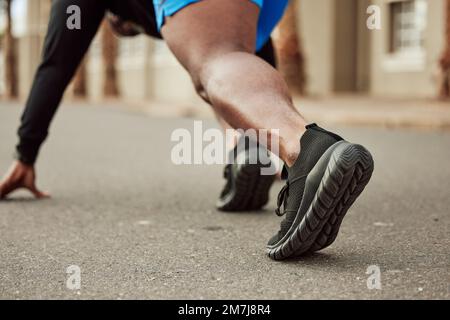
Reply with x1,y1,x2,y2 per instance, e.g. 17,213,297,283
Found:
16,0,108,165
161,0,374,259
215,38,278,149
215,39,279,212
1,0,107,199
161,0,307,167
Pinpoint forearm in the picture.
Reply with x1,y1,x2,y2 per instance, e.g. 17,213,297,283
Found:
15,0,107,164
16,65,69,165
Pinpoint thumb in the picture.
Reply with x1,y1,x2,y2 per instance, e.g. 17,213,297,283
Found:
0,180,14,199
0,184,6,199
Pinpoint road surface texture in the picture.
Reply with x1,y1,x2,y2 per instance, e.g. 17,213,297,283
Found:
0,102,449,299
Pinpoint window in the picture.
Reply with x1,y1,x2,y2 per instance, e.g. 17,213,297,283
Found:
389,0,427,53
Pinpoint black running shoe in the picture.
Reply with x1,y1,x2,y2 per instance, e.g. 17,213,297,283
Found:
267,124,374,260
217,137,276,212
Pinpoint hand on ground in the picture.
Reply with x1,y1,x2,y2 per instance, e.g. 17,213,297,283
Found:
0,161,50,200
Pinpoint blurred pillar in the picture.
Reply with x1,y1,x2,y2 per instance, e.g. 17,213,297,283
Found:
101,20,120,98
17,0,50,98
439,0,450,99
355,0,371,93
4,0,18,98
333,0,358,93
275,0,306,95
72,57,88,98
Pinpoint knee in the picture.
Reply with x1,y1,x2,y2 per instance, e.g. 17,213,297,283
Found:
189,45,253,99
189,55,224,102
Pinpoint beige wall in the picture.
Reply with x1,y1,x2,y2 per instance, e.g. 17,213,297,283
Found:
369,0,445,97
298,0,372,95
17,0,49,98
148,42,203,105
87,36,155,101
85,37,204,106
298,0,336,96
356,0,373,92
298,0,445,98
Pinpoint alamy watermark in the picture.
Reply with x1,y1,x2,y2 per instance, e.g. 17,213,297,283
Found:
366,265,382,290
64,4,382,31
66,5,81,30
66,265,81,290
170,121,280,176
367,5,381,30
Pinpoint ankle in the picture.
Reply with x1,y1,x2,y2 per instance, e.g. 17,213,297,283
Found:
281,136,302,167
284,150,300,167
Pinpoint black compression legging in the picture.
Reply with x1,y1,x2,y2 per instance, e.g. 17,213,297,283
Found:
15,0,277,165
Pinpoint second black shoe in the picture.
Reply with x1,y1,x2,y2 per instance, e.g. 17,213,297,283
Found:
267,124,374,260
217,137,276,212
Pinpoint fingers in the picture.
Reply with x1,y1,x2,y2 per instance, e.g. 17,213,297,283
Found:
0,185,5,199
0,179,50,200
29,185,51,199
0,187,50,200
1,161,50,200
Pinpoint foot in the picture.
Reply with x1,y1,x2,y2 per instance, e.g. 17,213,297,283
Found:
267,124,374,260
217,137,276,212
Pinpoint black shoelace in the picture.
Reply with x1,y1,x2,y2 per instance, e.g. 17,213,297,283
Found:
275,175,307,217
223,164,232,179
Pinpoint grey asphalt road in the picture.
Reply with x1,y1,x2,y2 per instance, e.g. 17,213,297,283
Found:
0,102,449,300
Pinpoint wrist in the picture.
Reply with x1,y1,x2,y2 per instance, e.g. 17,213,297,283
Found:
15,137,40,166
14,150,36,166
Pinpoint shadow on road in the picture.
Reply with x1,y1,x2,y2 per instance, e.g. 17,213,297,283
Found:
0,196,49,203
278,251,379,271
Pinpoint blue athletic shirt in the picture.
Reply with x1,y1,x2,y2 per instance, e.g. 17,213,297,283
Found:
153,0,289,51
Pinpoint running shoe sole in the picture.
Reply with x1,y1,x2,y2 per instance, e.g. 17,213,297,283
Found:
267,141,374,260
217,163,276,212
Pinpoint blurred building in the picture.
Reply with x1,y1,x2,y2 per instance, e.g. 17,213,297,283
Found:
0,50,4,94
1,0,447,103
2,0,202,105
300,0,445,98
